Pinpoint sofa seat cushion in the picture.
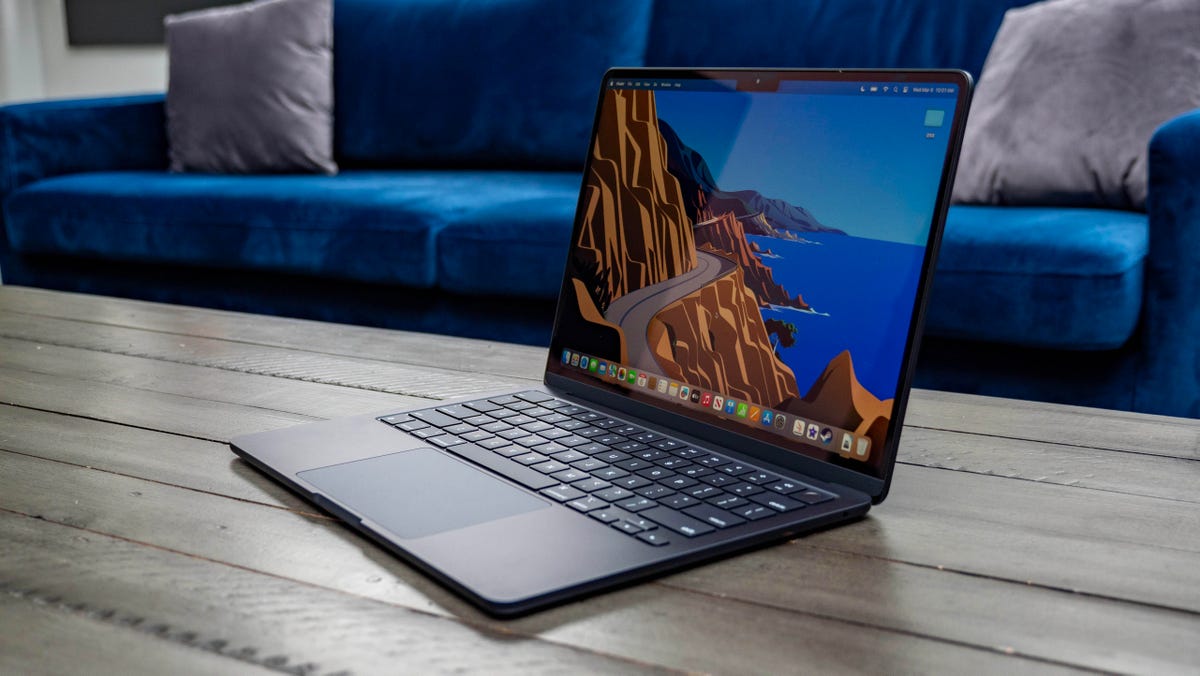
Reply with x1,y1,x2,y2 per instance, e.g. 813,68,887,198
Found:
927,206,1149,350
4,170,581,291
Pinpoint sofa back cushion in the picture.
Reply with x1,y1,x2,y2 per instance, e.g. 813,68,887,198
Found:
334,0,652,169
645,0,1035,79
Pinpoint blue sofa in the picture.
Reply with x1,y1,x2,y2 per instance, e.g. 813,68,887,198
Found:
2,0,1197,419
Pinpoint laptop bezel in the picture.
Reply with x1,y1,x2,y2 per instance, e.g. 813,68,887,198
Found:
544,67,973,503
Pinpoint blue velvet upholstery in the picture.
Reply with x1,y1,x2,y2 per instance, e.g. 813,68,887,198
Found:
333,0,651,168
927,207,1148,350
645,0,1035,79
5,170,581,292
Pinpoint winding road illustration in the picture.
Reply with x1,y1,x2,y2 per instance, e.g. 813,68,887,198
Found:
604,249,737,374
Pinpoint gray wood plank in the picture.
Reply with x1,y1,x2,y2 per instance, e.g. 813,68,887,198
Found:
0,406,304,511
898,427,1200,504
0,334,422,420
0,286,546,383
0,594,271,676
0,513,662,676
0,447,1187,673
0,309,525,399
0,450,1079,674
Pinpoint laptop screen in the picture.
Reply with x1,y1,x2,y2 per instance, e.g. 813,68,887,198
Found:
547,70,966,481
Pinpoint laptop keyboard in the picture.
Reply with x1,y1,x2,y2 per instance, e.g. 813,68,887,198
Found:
379,391,835,547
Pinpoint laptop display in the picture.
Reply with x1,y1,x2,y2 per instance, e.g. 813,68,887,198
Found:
548,71,964,480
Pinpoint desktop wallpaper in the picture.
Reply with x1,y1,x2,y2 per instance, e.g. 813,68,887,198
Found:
557,85,951,470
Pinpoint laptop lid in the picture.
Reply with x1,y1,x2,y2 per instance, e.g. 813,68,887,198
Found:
544,68,971,503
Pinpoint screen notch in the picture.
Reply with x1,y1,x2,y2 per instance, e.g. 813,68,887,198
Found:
738,72,780,92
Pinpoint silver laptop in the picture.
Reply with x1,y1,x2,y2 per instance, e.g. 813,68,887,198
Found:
231,68,972,616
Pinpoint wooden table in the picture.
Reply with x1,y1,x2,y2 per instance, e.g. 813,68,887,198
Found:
1,286,1197,674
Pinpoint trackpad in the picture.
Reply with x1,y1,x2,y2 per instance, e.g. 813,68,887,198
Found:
298,448,549,539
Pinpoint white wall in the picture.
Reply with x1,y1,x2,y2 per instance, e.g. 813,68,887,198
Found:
0,0,166,104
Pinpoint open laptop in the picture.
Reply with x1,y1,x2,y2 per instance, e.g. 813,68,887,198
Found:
231,68,972,617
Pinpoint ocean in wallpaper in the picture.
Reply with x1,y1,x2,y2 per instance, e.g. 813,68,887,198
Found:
748,233,926,398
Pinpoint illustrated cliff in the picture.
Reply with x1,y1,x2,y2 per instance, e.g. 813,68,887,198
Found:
692,211,810,310
573,90,697,311
647,267,801,406
782,350,893,453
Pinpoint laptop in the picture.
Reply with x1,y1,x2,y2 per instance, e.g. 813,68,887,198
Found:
231,68,972,617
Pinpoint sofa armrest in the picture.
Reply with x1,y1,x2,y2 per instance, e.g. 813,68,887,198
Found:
1140,107,1200,417
0,94,167,202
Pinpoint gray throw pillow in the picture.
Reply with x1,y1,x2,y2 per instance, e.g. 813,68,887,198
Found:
165,0,336,174
952,0,1200,210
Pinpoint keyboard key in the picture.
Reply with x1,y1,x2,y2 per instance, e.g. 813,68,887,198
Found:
766,480,804,494
464,415,493,426
727,483,764,497
556,435,589,448
594,486,634,502
661,494,699,509
596,434,626,445
516,391,554,403
614,441,648,453
593,467,629,481
619,497,656,512
589,508,621,524
591,418,622,428
532,442,568,455
637,467,674,481
443,443,556,491
699,473,734,487
614,458,653,472
631,431,664,443
492,445,528,458
540,485,585,502
634,449,668,461
506,401,537,411
436,404,476,419
538,428,570,440
505,414,535,426
613,425,644,436
464,400,501,413
557,405,586,415
679,466,714,478
624,515,659,531
696,455,730,467
709,494,748,510
595,450,631,463
574,411,602,422
614,475,652,490
460,430,493,443
613,520,644,534
521,420,553,433
686,485,722,500
513,452,549,465
718,462,755,476
514,435,548,448
750,492,806,513
428,435,465,448
523,406,554,419
557,420,588,431
636,485,676,500
498,428,530,440
794,489,835,505
396,420,428,432
445,423,475,435
657,457,692,469
568,496,609,513
550,449,587,463
661,476,698,490
652,439,684,450
732,504,774,521
488,395,521,406
572,478,611,493
531,460,569,475
412,410,460,427
684,504,746,529
572,458,607,472
743,471,779,485
489,408,520,419
573,425,605,437
637,531,671,546
673,448,703,459
541,399,570,410
380,414,410,425
477,437,512,450
481,421,512,433
641,506,715,537
578,443,608,455
552,468,589,483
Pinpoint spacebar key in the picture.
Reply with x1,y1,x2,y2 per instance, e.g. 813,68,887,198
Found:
443,443,557,490
641,506,715,537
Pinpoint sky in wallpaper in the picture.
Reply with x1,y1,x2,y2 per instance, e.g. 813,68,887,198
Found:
652,89,956,246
